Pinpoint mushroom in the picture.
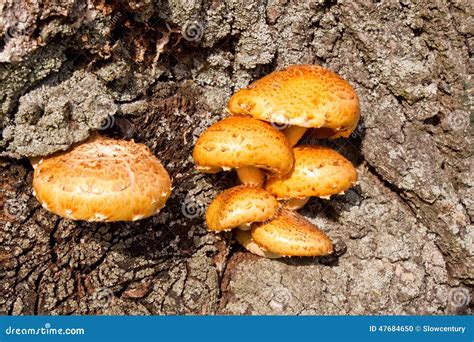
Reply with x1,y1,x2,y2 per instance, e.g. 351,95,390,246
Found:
193,115,294,186
265,145,357,210
227,64,360,146
251,209,333,257
235,229,281,259
32,134,172,221
206,185,278,231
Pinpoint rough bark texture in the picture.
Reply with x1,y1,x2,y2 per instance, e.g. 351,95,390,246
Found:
0,0,472,315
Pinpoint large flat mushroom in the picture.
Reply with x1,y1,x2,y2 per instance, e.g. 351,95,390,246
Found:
227,64,360,146
192,115,294,186
32,134,172,222
265,145,357,209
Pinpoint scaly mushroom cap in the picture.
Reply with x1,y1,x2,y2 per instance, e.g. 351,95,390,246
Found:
32,135,172,222
193,116,294,176
251,209,333,257
265,145,357,199
235,229,281,259
227,64,360,134
206,185,278,231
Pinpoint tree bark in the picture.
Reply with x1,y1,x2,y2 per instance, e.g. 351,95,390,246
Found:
0,0,472,315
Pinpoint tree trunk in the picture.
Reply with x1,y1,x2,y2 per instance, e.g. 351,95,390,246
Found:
0,0,472,315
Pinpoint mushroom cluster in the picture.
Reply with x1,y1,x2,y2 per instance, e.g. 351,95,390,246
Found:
193,64,360,258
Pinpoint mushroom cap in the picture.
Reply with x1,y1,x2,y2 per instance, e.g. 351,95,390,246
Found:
227,64,360,132
251,209,333,257
235,229,281,259
32,135,172,222
206,185,278,231
193,115,294,176
265,145,357,199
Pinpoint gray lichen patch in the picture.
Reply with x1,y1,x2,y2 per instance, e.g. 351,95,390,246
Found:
0,47,65,119
94,58,165,102
2,70,117,158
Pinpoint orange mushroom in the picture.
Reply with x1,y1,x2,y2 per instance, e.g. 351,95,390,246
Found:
228,64,360,145
32,135,172,221
251,209,333,257
265,145,357,210
205,185,278,231
192,115,294,186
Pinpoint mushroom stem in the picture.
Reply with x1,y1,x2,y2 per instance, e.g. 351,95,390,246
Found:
285,197,310,210
236,166,265,186
238,223,252,231
29,157,42,169
283,125,307,146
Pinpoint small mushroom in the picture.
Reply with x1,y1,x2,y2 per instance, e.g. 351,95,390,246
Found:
205,185,278,231
234,229,281,259
193,115,294,186
227,64,360,146
265,145,357,210
32,134,172,221
251,209,333,257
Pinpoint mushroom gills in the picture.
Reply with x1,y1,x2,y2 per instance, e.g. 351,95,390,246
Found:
284,197,310,210
235,229,282,259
